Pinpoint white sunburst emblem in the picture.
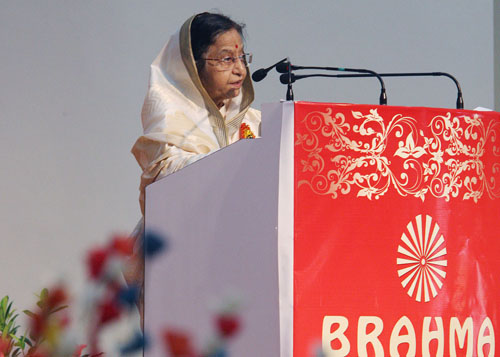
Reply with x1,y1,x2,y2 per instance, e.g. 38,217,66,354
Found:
397,214,447,302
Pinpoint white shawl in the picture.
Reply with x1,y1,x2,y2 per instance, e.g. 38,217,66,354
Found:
132,15,261,214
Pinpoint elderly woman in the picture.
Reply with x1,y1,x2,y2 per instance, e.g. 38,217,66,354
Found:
126,12,260,322
132,12,261,215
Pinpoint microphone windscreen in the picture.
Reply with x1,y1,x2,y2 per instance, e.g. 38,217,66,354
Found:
276,62,289,73
251,69,267,82
280,73,296,84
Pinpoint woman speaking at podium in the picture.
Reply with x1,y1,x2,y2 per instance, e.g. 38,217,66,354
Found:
132,12,261,216
126,12,261,320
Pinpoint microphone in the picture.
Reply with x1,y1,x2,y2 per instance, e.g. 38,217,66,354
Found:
251,58,287,82
281,71,464,109
280,73,297,84
276,62,291,74
277,64,387,105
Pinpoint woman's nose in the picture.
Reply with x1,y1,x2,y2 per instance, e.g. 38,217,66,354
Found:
232,58,246,75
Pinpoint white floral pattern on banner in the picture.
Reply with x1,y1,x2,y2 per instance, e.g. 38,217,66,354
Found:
296,108,500,202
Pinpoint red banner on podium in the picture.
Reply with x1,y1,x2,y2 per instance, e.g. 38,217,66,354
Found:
293,102,500,356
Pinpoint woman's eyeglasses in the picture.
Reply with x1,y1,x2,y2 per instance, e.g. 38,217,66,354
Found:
201,53,253,71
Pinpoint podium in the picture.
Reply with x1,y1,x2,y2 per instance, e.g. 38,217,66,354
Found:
145,102,500,356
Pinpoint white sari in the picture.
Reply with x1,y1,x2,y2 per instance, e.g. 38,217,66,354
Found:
132,15,261,214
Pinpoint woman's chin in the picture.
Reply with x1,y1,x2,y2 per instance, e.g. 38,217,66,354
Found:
213,89,241,107
227,88,241,99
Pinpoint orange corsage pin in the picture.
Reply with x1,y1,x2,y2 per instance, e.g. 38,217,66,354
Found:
239,123,255,139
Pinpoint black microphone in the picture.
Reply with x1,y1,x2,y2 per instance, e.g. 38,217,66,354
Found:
276,62,291,74
251,58,287,82
280,73,296,84
277,64,387,105
281,71,464,109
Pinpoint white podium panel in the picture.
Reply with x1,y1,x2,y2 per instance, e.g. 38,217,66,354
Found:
145,103,293,357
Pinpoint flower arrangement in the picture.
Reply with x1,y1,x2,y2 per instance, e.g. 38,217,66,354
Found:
0,231,243,357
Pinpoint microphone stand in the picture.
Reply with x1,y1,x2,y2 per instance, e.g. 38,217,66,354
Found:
280,64,387,105
284,72,464,109
286,61,294,101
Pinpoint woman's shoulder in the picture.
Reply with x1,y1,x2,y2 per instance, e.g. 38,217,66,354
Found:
245,107,261,122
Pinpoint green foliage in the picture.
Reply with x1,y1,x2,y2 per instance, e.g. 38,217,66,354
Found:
0,295,19,336
0,295,32,356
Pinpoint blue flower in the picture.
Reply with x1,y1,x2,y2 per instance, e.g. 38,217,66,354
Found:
120,331,148,355
142,230,168,258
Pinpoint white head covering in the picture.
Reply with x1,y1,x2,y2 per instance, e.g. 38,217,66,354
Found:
132,14,261,214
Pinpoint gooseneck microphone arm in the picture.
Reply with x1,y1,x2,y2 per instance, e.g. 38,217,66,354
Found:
280,71,464,109
437,72,463,109
251,58,288,82
286,61,294,100
277,63,387,105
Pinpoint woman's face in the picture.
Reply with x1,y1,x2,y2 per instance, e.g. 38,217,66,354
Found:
199,29,247,108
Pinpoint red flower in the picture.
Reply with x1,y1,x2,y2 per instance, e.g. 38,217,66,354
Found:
162,329,196,357
28,312,45,340
47,286,68,310
97,299,122,325
216,314,241,338
109,235,135,257
0,336,12,355
87,248,110,279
